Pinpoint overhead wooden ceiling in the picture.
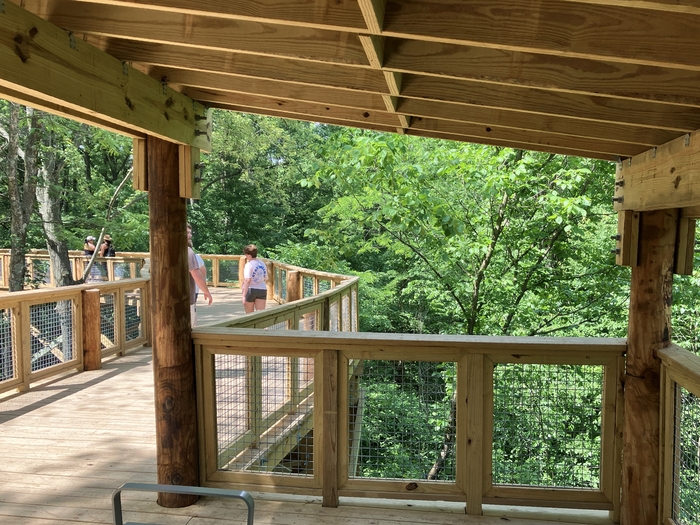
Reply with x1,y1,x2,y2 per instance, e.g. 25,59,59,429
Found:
9,0,700,160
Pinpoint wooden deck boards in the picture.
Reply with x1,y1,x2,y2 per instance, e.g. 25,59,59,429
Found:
0,289,614,525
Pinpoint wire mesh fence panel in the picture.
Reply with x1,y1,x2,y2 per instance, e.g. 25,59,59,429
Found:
29,300,75,372
299,310,318,331
672,385,700,525
215,354,249,469
303,276,314,298
100,293,117,350
219,259,239,285
492,363,603,488
215,353,314,477
0,308,15,383
318,280,331,293
330,300,339,332
114,262,131,280
342,294,350,331
264,320,289,330
299,358,314,390
274,268,280,297
351,289,358,332
82,259,103,283
30,259,51,286
280,270,287,302
261,356,289,419
202,259,212,283
124,288,143,341
349,360,457,481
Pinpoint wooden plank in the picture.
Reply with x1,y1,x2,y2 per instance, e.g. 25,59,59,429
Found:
340,478,465,497
381,0,700,70
318,349,338,507
0,1,209,149
658,344,700,399
465,354,484,515
408,116,646,157
178,145,201,200
132,138,148,191
615,131,700,212
614,210,640,267
384,37,700,108
90,38,390,94
621,209,677,525
483,486,612,508
659,367,675,524
33,1,369,66
182,88,401,128
482,358,494,495
610,356,625,523
81,289,102,371
337,353,349,490
401,75,700,132
358,35,384,69
674,217,695,275
404,98,678,146
358,0,385,34
599,358,618,503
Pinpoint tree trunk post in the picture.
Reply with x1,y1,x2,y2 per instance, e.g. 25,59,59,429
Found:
148,136,199,507
621,209,677,525
82,288,102,371
287,270,302,302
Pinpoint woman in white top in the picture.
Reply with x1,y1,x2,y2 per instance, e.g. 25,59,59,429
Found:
241,244,268,313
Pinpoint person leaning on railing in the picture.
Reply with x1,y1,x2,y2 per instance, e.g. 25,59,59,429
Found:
241,244,267,313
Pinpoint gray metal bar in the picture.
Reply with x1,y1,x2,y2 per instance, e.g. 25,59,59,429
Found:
111,483,254,525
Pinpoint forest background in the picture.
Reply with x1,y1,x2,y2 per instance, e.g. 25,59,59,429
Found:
2,100,700,494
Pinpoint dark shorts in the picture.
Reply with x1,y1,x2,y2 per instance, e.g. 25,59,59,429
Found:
245,288,267,302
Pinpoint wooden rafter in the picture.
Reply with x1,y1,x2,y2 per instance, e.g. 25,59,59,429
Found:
7,0,700,160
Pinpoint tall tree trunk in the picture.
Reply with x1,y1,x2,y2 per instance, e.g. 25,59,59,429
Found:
4,104,40,291
36,147,73,287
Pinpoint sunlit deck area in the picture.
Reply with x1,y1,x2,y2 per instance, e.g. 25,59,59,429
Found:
0,347,614,525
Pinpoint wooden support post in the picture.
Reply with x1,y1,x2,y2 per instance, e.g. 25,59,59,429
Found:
147,136,199,508
465,354,484,515
82,289,102,371
621,209,677,525
317,349,339,507
266,262,274,300
238,256,246,286
287,271,302,302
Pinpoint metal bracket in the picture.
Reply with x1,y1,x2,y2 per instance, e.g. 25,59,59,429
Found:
161,81,167,95
685,133,691,147
121,61,128,76
68,32,76,49
652,147,657,159
0,0,5,15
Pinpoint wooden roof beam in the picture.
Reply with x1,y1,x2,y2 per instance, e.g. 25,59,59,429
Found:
0,1,210,149
614,130,700,212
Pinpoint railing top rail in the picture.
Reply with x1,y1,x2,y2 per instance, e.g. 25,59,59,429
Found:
212,276,359,328
659,344,700,397
193,326,626,356
0,277,149,303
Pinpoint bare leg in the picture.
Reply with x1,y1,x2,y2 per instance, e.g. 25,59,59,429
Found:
254,298,267,311
243,301,255,313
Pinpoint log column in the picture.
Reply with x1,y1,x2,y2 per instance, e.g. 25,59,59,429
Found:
148,136,199,507
621,209,677,525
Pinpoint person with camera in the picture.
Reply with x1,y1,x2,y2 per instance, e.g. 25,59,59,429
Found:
99,235,116,257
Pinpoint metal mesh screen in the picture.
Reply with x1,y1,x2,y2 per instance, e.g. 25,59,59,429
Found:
124,288,143,341
264,320,290,330
30,300,74,371
219,259,239,284
303,276,314,298
31,259,51,286
330,300,339,332
318,280,331,293
492,363,603,488
100,293,117,350
352,289,358,332
299,310,318,331
280,270,287,301
342,294,350,331
350,360,457,481
114,262,131,280
215,353,314,476
672,384,700,525
0,308,15,383
202,258,212,283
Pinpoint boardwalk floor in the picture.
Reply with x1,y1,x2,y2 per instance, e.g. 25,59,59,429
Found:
0,290,614,525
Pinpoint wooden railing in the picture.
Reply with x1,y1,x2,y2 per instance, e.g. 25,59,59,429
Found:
0,278,150,395
659,345,700,525
0,249,147,288
192,328,626,516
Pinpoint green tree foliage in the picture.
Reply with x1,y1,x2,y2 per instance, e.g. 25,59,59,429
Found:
303,129,629,337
